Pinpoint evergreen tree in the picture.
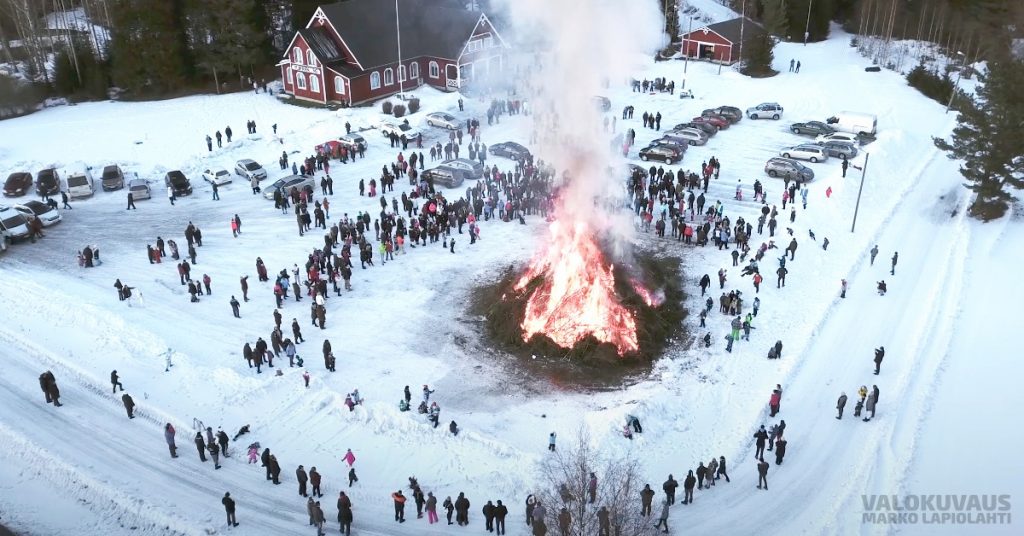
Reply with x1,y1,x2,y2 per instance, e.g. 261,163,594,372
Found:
934,58,1024,220
53,36,108,100
760,0,789,38
741,32,777,77
291,0,321,32
108,0,190,95
186,0,270,92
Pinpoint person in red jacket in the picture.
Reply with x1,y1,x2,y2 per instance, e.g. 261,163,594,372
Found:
392,490,407,523
769,388,782,417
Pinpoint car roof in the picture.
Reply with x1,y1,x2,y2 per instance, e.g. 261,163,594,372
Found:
342,133,364,140
7,172,30,179
128,178,147,186
23,200,46,209
237,158,256,164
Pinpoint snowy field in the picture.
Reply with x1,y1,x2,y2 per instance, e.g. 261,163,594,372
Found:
0,15,1021,536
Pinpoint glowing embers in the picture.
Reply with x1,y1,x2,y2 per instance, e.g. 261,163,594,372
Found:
513,219,643,356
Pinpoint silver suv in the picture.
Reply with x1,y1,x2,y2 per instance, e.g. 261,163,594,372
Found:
764,157,814,182
746,102,784,120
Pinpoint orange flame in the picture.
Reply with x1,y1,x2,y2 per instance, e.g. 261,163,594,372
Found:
514,218,641,356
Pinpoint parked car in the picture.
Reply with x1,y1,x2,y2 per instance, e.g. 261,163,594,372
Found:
422,167,465,188
379,121,421,141
705,105,742,122
764,157,814,182
3,172,32,197
0,205,31,241
164,171,193,196
235,159,268,182
662,129,707,146
489,141,531,161
816,131,860,144
780,144,829,163
651,138,691,154
14,200,61,226
35,168,61,197
128,176,151,200
439,158,483,179
263,175,315,200
101,165,125,191
746,102,784,120
65,166,95,199
639,144,682,164
790,121,836,136
203,168,233,185
691,115,729,129
426,112,460,130
593,96,612,111
675,121,718,136
700,110,733,124
816,140,858,159
339,133,367,151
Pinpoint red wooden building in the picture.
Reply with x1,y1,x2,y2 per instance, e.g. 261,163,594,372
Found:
680,17,765,64
278,0,508,106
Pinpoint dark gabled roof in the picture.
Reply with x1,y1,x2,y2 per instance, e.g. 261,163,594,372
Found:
686,16,765,45
319,0,485,70
299,27,342,62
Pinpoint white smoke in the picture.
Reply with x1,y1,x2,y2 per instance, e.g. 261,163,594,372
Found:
490,0,666,256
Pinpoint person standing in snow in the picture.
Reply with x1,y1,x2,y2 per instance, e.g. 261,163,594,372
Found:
121,393,135,419
662,474,678,505
392,490,407,523
110,370,124,393
222,492,239,527
338,491,353,535
757,457,769,490
348,467,358,487
870,245,879,265
342,448,356,467
164,423,178,458
310,466,322,497
483,500,496,532
753,425,768,459
874,346,885,375
548,432,556,451
209,441,221,469
494,500,508,535
426,491,439,524
195,432,208,462
769,388,782,416
455,492,471,526
216,429,229,456
864,389,878,421
297,465,309,497
683,470,695,504
230,296,241,318
654,500,669,533
891,251,898,275
640,484,655,516
837,392,848,419
717,456,730,482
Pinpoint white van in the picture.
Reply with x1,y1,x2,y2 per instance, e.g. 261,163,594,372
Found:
65,165,96,198
831,111,877,136
0,205,31,241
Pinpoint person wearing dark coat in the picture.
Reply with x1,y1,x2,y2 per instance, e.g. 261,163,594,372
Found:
494,500,508,535
292,319,304,343
444,496,455,525
208,441,221,469
837,392,848,419
261,448,272,479
483,501,496,532
297,465,309,497
717,456,730,482
757,457,769,489
557,507,571,536
454,492,470,526
874,346,885,375
216,429,230,456
775,438,788,465
222,492,239,526
310,467,322,497
111,370,124,393
662,474,677,505
195,433,207,461
596,506,610,536
696,462,707,489
640,484,655,516
337,492,353,535
682,470,696,504
121,393,135,418
753,425,768,459
392,490,407,522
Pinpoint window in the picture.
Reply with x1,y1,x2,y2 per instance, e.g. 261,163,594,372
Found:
296,72,307,90
384,68,394,86
334,76,344,94
310,75,320,93
484,37,494,48
287,67,294,85
293,47,304,65
429,61,439,79
410,62,420,79
307,49,316,67
467,39,481,52
370,71,381,90
398,65,406,82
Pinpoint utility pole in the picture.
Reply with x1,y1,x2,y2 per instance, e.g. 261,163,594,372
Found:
395,0,405,99
804,0,814,45
683,16,693,74
850,152,869,233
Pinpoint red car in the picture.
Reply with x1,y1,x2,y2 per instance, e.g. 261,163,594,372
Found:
315,140,341,154
692,116,729,129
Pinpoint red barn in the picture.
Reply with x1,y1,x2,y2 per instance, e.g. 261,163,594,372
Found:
278,0,508,106
680,17,765,65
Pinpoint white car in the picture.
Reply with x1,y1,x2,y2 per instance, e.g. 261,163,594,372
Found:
664,128,708,146
203,168,233,185
235,159,268,182
14,200,62,226
780,144,829,163
746,102,784,120
127,177,151,200
816,132,860,144
379,121,421,141
425,112,460,130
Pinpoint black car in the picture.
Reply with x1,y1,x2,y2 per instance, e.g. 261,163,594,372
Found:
706,106,743,122
4,172,32,197
639,144,682,164
652,138,690,154
164,170,193,196
36,168,61,197
489,141,531,161
790,121,836,136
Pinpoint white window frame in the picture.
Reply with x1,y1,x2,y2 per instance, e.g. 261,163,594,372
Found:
383,68,394,86
307,49,316,67
293,47,304,65
287,67,294,85
310,75,320,93
370,71,381,90
398,65,406,82
428,61,439,79
484,36,494,48
296,72,307,90
410,62,420,79
334,76,344,94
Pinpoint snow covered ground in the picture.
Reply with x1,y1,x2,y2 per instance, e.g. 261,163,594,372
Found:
0,17,1020,536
